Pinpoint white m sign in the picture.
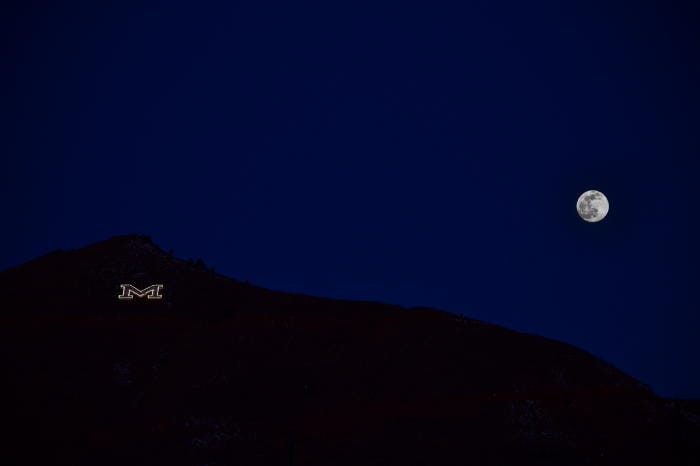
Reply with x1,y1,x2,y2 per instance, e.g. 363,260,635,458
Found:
117,284,164,300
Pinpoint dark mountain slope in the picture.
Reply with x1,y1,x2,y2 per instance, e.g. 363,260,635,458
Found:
0,235,697,465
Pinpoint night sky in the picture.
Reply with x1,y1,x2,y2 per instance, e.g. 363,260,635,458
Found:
3,1,699,397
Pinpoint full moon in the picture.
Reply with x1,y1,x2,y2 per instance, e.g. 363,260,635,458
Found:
577,190,609,222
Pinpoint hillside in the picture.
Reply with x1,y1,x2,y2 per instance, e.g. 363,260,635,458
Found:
0,235,697,465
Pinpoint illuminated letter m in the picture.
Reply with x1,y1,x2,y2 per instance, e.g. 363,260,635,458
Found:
118,284,164,300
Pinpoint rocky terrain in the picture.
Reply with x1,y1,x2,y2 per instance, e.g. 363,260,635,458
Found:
1,235,698,465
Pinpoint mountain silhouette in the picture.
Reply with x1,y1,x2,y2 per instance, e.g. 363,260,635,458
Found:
1,235,697,465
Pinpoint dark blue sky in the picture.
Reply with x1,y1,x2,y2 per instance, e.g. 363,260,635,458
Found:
3,1,699,397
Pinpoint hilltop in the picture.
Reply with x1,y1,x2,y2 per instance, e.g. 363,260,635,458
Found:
0,235,697,465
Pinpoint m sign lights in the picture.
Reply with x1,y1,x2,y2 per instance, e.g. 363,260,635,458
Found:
117,284,164,300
